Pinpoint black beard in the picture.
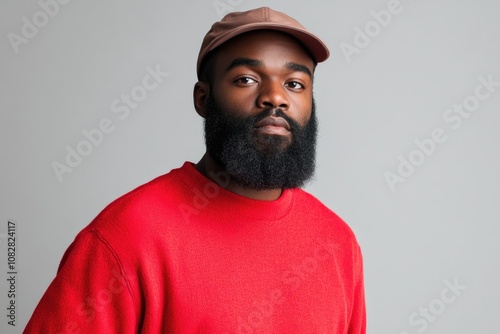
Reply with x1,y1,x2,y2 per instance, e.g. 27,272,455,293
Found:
203,93,317,190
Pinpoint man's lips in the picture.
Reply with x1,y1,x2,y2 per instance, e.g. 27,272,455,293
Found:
254,116,291,136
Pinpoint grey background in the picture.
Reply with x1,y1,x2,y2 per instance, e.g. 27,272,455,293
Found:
1,0,499,333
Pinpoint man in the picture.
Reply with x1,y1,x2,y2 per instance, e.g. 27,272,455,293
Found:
24,7,365,333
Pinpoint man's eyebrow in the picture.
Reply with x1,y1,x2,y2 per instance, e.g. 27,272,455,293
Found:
226,58,263,72
286,62,312,78
225,58,313,78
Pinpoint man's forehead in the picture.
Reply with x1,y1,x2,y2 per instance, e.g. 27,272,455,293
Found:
214,30,316,70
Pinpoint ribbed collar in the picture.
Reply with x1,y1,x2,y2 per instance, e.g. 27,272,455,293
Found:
176,161,295,221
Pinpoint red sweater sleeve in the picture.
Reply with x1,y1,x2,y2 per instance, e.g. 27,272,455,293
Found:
23,229,139,334
349,244,367,334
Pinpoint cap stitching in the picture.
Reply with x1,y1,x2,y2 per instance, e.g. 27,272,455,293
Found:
264,7,270,21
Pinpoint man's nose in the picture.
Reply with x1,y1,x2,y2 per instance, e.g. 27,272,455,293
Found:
256,80,290,110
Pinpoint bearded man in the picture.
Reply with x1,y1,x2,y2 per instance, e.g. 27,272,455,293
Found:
24,7,366,334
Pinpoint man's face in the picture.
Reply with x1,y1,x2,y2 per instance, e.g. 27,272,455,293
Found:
203,30,318,190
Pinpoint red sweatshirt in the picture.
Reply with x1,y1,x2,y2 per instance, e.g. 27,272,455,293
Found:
24,162,365,333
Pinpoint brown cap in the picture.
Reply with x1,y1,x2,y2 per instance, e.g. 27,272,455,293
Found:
197,7,330,78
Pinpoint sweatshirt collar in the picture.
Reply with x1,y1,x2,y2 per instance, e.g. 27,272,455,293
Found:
177,161,294,221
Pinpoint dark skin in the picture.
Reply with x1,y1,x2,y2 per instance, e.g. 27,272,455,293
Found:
193,30,315,201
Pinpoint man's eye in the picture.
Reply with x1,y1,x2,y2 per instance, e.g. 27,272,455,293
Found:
285,81,304,89
235,77,257,85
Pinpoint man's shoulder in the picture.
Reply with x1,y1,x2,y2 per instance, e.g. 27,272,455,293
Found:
293,187,338,216
85,163,192,233
293,188,358,241
105,166,181,211
59,163,194,273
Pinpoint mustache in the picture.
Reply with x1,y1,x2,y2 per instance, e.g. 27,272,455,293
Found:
252,108,302,132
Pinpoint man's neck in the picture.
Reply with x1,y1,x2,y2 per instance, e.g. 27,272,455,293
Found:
194,153,283,201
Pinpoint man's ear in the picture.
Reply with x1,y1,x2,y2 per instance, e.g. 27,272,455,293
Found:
193,81,209,118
